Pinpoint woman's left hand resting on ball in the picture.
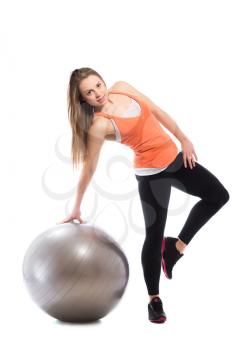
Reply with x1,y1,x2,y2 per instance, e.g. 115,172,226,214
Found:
57,207,85,225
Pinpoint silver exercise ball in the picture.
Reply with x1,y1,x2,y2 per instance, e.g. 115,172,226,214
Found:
22,222,129,322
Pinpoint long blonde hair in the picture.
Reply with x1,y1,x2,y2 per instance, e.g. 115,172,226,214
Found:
67,67,106,171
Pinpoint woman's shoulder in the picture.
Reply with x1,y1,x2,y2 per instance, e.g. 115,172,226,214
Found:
108,81,132,93
108,81,144,101
109,81,157,113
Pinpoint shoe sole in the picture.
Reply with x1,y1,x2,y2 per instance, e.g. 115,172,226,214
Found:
150,316,167,323
161,238,171,279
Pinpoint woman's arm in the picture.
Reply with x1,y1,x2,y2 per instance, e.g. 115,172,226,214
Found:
117,81,198,168
57,119,107,224
116,81,189,142
75,119,107,207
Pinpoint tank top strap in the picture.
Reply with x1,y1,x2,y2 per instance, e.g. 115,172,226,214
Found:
94,90,147,118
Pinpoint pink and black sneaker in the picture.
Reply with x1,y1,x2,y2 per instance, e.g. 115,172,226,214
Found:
148,296,167,323
162,237,184,279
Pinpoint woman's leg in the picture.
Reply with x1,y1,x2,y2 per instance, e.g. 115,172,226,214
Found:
167,153,230,245
136,174,172,298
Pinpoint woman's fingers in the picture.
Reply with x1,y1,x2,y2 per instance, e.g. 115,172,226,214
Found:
56,216,84,225
183,153,197,169
183,154,187,168
194,150,198,161
56,218,69,224
56,216,73,224
188,155,193,169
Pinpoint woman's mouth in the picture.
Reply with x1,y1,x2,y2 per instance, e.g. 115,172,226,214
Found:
98,95,105,103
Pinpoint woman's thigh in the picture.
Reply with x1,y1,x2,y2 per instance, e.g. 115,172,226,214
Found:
164,153,228,200
136,175,172,230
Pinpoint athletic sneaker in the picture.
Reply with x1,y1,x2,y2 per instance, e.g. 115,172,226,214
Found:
162,237,184,279
148,296,167,323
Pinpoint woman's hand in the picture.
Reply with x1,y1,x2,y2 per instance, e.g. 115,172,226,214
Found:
56,207,85,225
181,138,198,169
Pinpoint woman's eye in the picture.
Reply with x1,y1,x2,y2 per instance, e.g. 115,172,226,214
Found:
87,83,101,95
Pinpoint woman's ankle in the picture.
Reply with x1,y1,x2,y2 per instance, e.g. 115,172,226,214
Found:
176,238,187,254
149,294,160,302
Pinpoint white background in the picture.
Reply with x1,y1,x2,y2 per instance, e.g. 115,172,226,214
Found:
1,0,232,349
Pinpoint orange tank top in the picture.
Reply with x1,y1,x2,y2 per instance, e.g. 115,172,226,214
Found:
94,90,179,168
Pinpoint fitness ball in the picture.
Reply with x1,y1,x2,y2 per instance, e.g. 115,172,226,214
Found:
22,222,129,322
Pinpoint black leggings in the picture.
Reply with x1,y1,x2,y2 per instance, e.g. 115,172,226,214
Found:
135,151,230,295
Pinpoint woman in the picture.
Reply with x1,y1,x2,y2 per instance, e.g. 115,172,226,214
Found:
58,67,230,324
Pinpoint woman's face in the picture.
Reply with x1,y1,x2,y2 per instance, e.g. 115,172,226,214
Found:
79,75,108,107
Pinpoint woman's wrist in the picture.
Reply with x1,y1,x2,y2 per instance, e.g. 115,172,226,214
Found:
180,137,190,144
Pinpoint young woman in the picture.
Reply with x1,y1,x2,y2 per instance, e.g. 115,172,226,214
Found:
58,67,230,324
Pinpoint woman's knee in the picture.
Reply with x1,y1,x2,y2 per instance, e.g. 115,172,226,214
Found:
219,188,230,205
209,185,230,207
